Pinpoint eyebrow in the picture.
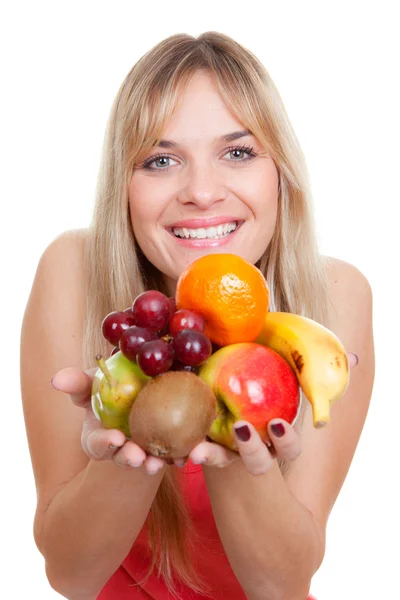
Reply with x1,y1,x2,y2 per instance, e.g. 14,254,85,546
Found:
155,130,253,148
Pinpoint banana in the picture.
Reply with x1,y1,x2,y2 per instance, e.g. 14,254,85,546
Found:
255,312,350,427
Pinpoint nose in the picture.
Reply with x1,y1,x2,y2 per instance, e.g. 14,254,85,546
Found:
177,161,227,209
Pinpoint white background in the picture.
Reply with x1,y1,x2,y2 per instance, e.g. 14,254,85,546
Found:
2,1,399,598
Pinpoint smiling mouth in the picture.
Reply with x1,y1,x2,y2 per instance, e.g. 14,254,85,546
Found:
170,220,242,240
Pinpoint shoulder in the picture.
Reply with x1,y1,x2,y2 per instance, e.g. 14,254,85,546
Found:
38,227,89,267
33,228,90,296
22,228,91,364
325,255,372,296
323,256,373,343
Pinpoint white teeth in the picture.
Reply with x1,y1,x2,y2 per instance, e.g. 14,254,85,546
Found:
173,221,238,239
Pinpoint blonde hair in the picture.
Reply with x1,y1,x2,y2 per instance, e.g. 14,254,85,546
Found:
83,31,331,597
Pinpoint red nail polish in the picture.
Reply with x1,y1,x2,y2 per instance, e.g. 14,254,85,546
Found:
271,423,285,437
234,425,251,442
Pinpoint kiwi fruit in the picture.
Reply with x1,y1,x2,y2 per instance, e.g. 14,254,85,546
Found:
128,370,217,459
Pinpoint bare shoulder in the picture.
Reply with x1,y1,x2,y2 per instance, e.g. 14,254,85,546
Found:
22,226,90,358
324,256,373,332
285,256,375,543
21,228,91,522
322,256,374,366
325,255,372,290
27,228,90,333
37,227,88,272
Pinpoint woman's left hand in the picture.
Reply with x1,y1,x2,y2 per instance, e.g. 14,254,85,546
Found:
189,419,301,476
188,351,359,475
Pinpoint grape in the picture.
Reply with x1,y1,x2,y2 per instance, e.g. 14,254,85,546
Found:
137,339,174,376
173,330,212,367
171,360,198,373
132,291,170,331
119,326,157,361
168,297,176,317
124,307,134,315
157,324,170,337
110,346,120,356
169,309,205,337
156,297,177,336
102,311,136,346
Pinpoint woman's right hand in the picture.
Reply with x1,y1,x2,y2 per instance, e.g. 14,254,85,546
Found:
51,367,180,475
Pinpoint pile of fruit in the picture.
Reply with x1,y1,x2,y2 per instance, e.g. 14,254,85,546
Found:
92,254,350,459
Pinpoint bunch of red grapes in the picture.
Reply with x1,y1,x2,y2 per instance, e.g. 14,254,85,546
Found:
101,291,213,377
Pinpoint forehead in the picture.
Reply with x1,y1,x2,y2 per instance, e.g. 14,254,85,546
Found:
160,71,246,141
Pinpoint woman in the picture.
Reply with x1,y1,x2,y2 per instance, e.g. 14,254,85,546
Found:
20,32,374,600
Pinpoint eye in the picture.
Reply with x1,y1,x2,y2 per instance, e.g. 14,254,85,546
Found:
223,145,257,161
141,154,179,170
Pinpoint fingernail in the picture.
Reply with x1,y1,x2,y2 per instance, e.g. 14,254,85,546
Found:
191,457,206,465
271,423,285,437
147,468,161,475
350,352,359,366
50,376,60,390
109,444,119,450
234,424,251,442
174,458,187,468
128,459,143,468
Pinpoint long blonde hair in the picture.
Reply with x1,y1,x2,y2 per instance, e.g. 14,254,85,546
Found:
83,31,331,597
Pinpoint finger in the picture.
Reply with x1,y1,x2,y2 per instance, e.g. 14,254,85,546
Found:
85,423,126,460
233,421,275,476
347,352,359,369
143,454,167,475
51,367,95,408
113,440,147,469
268,419,301,462
189,440,239,468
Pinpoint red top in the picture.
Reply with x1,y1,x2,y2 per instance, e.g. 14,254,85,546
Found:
97,460,315,599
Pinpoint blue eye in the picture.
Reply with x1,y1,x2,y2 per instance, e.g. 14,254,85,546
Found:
141,154,178,170
224,145,257,161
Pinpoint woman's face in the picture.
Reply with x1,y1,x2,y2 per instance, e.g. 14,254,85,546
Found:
128,70,279,293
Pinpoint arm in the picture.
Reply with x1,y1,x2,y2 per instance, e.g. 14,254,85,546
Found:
203,458,323,600
21,231,164,600
196,259,375,599
39,460,163,600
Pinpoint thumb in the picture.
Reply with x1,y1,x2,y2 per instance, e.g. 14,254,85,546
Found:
51,367,96,408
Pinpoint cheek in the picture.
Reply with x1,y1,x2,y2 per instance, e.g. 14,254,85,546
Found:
241,164,279,218
128,199,147,244
128,179,164,232
128,197,157,257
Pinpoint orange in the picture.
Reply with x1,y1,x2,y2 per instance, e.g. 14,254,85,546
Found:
176,254,269,347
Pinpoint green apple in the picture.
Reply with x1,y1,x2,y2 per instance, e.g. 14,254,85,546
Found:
91,351,150,437
198,342,300,451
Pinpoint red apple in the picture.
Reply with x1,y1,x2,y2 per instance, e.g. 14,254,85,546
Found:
198,342,300,451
